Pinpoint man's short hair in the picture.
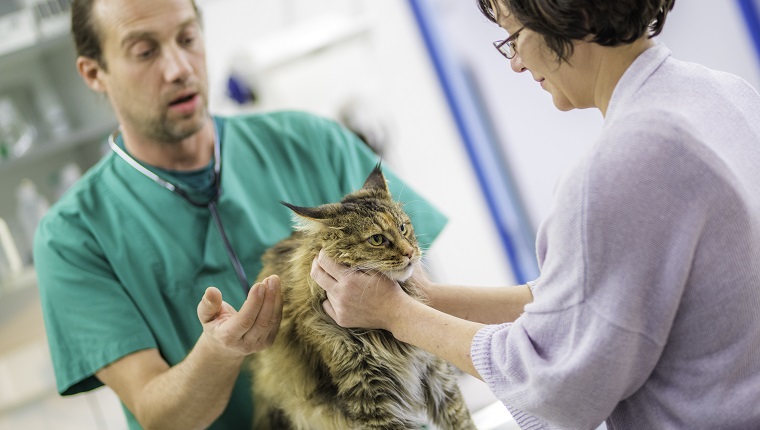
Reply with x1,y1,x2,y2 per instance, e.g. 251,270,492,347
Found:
70,0,201,69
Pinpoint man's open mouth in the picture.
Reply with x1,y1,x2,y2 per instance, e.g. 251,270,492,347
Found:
170,93,196,106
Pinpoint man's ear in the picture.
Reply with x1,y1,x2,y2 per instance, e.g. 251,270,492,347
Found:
77,56,107,93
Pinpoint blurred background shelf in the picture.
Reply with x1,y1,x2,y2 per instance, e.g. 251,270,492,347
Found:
0,267,39,350
0,120,115,174
0,0,71,65
0,31,69,65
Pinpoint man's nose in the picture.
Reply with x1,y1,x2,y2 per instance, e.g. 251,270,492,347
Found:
163,45,192,83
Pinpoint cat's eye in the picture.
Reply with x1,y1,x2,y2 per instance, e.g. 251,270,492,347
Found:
399,223,406,233
368,234,388,246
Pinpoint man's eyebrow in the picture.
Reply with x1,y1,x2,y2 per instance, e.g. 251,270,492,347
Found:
121,31,155,49
120,17,200,48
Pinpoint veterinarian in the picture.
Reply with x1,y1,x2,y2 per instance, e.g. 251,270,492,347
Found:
32,0,446,428
313,0,760,428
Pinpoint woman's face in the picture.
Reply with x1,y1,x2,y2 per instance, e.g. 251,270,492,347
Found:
494,3,597,111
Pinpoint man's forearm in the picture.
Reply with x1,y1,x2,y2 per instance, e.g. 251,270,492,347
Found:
135,334,245,430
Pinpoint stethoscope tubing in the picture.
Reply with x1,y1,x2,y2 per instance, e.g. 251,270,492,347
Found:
107,124,250,294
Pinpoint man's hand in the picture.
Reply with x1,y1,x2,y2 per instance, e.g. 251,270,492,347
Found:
197,275,283,356
311,250,406,331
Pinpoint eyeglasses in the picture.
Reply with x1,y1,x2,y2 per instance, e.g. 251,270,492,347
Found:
493,27,524,59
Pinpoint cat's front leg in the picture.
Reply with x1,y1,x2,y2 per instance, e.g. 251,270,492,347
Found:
424,358,477,430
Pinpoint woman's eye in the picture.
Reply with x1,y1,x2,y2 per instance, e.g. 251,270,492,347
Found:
368,234,387,246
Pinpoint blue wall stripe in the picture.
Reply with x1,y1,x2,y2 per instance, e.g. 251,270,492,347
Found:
407,0,539,283
738,0,760,64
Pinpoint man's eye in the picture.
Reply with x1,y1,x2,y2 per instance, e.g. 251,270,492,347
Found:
180,26,200,47
133,43,156,59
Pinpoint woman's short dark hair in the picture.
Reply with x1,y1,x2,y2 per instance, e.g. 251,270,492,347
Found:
70,0,201,70
477,0,676,63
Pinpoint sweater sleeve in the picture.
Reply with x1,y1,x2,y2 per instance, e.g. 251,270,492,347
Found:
471,308,661,429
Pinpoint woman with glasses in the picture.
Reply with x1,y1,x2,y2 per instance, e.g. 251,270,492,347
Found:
313,0,760,428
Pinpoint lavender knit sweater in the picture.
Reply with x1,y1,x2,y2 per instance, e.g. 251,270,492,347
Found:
471,43,760,429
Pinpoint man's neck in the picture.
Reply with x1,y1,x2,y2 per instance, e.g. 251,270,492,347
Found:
120,118,215,171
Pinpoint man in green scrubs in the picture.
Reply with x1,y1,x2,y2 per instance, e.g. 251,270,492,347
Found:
33,0,446,429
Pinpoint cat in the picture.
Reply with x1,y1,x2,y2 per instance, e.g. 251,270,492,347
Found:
249,164,476,430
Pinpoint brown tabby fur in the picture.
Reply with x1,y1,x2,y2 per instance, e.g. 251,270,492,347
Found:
249,165,475,429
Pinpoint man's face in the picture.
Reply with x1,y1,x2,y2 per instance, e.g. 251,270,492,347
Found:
92,0,208,143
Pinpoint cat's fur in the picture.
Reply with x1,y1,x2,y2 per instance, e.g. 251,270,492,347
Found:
249,165,475,430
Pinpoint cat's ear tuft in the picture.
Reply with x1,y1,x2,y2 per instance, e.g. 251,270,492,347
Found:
281,202,326,233
362,163,390,194
281,202,342,232
282,202,328,220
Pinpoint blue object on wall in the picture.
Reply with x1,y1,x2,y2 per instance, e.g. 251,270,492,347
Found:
406,0,539,284
738,0,760,64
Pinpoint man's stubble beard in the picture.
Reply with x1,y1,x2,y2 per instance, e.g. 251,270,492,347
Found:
139,102,208,145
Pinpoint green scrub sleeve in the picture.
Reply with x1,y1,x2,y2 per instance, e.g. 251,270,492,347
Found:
34,199,158,395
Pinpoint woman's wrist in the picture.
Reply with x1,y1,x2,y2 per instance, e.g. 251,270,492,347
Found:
412,271,439,308
386,294,426,341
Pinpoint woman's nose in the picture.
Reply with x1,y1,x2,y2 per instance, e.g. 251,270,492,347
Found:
510,54,527,73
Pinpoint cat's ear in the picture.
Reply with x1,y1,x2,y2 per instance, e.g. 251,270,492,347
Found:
281,202,341,228
362,163,390,194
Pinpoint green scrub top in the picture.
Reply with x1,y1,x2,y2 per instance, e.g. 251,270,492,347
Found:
33,111,447,429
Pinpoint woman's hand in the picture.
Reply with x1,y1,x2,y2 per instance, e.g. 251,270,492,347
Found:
310,249,409,331
313,249,486,379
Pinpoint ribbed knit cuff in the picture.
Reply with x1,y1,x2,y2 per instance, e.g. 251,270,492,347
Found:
470,322,512,383
526,278,539,294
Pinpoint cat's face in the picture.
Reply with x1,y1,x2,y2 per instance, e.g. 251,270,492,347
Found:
285,165,422,282
325,200,421,282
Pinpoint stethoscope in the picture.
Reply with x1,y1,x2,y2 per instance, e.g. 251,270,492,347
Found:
108,125,250,294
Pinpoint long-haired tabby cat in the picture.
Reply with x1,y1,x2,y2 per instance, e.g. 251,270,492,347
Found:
249,164,475,429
